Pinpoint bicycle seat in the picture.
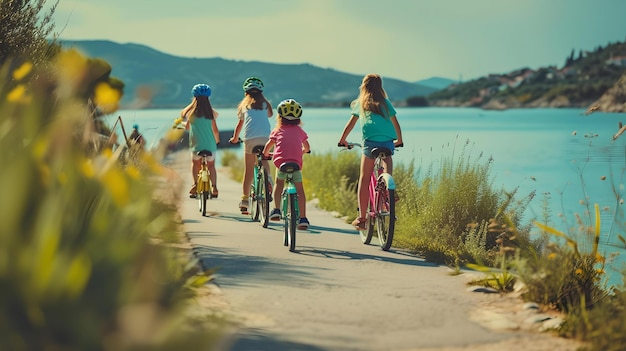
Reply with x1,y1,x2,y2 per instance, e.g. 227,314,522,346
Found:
251,145,264,154
197,150,213,157
279,162,300,173
371,147,391,158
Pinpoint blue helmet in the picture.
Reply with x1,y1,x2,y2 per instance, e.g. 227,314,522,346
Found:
191,84,211,97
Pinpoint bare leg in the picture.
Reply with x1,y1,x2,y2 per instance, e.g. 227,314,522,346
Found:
242,152,256,196
273,178,284,210
357,155,375,219
208,160,218,193
295,181,306,218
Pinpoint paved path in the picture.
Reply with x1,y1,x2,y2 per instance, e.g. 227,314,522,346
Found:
162,151,581,351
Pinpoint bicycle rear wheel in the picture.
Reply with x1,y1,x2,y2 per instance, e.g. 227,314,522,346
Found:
258,168,270,228
201,190,209,216
375,180,395,251
285,193,297,252
249,175,260,221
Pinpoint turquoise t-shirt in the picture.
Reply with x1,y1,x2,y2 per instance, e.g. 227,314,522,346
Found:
350,98,397,142
189,117,217,153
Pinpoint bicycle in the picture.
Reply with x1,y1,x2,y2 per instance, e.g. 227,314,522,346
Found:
248,145,272,228
339,142,402,251
195,150,214,217
277,161,301,252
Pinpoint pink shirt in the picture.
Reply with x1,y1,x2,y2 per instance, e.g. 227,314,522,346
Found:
269,124,308,169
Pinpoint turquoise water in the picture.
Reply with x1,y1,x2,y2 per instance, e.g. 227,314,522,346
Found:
109,107,626,286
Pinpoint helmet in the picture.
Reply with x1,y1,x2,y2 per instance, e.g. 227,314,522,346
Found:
191,83,211,97
243,77,264,92
277,99,302,120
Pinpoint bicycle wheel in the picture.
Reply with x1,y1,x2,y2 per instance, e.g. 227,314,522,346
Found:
375,180,395,251
359,204,375,245
201,190,209,217
286,193,297,252
249,174,260,221
258,168,270,228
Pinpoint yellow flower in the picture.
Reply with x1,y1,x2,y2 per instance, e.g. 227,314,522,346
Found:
575,268,583,275
12,62,32,81
547,253,557,260
94,82,122,114
7,84,27,102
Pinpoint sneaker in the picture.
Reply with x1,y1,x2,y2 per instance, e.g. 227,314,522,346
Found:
269,208,281,221
239,200,249,214
297,217,310,230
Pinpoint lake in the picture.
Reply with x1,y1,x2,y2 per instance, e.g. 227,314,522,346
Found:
108,107,626,286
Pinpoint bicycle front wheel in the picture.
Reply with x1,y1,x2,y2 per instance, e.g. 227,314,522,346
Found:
286,193,297,252
259,168,270,228
375,180,395,251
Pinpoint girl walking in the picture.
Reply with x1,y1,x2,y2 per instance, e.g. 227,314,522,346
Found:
229,77,273,214
182,83,220,198
338,73,403,230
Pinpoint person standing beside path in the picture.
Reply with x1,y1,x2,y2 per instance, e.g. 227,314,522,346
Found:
228,77,274,214
182,83,220,198
263,99,311,230
338,73,404,230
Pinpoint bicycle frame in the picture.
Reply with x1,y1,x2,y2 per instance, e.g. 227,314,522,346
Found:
279,162,300,252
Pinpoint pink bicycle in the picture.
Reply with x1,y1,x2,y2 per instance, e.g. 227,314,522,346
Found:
340,142,402,251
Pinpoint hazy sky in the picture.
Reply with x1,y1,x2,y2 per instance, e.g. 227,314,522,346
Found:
53,0,626,82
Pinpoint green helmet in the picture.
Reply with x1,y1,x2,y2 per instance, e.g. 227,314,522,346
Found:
242,77,264,92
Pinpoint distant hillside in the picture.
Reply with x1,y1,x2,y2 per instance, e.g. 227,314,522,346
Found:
427,39,626,110
60,40,437,108
415,77,456,91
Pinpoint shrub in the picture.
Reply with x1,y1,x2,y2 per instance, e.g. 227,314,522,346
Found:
0,53,220,350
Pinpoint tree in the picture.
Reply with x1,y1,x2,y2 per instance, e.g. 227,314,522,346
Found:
0,0,60,66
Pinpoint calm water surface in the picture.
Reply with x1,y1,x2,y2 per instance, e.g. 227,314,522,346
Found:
111,107,626,286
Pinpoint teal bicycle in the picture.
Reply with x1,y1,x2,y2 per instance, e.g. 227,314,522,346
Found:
248,145,272,228
278,161,301,252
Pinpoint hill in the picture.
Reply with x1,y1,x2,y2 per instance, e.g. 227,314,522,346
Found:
60,40,437,108
426,39,626,110
415,77,456,90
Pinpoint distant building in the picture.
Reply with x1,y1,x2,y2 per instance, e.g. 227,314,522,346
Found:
606,55,626,66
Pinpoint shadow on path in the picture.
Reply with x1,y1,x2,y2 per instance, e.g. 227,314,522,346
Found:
295,246,438,267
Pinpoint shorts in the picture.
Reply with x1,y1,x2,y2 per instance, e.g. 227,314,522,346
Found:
363,140,395,159
244,137,269,154
275,169,303,182
192,151,215,162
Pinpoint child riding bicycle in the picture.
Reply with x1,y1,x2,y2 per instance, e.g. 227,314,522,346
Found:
182,83,220,198
338,74,404,231
263,99,311,230
229,77,273,214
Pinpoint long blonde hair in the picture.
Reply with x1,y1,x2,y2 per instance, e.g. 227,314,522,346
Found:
181,95,216,120
355,73,389,118
237,89,273,115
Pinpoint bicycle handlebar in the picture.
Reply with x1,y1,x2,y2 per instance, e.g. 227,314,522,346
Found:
338,142,403,149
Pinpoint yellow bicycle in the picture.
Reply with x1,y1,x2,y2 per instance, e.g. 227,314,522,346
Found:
196,150,214,216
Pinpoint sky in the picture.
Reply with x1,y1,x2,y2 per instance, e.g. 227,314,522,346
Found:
51,0,626,83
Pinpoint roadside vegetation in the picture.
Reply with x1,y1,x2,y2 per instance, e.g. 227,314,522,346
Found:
1,1,223,349
222,134,626,350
